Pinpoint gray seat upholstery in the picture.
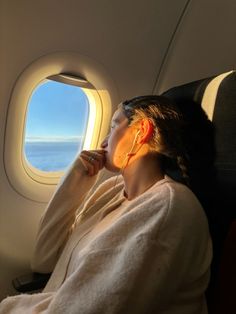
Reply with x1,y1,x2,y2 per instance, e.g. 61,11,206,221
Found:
162,70,236,312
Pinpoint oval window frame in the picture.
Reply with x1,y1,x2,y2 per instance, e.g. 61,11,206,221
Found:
4,52,116,202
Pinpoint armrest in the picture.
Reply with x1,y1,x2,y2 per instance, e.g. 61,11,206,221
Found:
12,272,51,293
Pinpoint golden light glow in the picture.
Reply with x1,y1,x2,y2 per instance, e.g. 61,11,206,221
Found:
202,70,233,121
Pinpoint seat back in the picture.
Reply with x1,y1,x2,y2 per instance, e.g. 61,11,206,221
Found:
209,219,236,314
162,70,236,313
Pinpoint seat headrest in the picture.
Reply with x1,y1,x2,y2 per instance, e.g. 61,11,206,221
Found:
162,70,236,214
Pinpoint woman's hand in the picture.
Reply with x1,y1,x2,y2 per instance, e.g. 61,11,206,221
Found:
79,150,106,176
57,149,106,197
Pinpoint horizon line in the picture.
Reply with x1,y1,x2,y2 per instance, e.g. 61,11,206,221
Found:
25,136,84,142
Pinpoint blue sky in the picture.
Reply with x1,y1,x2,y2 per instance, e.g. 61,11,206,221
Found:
25,80,89,142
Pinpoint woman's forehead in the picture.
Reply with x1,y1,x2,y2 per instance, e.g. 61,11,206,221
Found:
112,108,127,122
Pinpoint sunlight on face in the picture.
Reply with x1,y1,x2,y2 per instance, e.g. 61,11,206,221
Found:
102,108,137,172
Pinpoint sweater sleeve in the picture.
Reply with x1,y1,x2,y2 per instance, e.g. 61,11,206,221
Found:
31,157,98,273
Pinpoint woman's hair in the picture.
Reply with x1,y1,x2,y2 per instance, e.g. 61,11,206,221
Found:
121,95,216,191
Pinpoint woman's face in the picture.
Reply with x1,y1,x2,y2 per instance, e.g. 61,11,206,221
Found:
101,107,137,172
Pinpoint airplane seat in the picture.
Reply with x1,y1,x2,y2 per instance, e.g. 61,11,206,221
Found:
162,70,236,314
209,219,236,314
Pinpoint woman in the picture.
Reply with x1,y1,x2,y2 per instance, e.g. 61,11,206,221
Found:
0,96,213,313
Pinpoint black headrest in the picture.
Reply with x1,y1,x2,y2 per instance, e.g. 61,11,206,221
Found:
162,71,236,202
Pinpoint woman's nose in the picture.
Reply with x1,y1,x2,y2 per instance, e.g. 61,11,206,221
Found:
100,136,108,149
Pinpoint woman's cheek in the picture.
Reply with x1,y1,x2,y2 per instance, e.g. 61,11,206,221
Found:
112,142,127,168
108,128,128,168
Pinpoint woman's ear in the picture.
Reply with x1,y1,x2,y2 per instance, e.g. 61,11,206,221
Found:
138,119,154,144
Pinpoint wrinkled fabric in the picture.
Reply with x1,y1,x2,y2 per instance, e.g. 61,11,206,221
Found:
0,163,212,314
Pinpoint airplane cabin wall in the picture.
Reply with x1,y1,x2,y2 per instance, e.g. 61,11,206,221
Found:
0,0,235,300
155,0,236,93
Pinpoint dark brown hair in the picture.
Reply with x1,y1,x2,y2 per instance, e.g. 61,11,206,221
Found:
121,95,216,189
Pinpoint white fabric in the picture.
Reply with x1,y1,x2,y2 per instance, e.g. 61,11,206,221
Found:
0,159,212,314
201,70,233,120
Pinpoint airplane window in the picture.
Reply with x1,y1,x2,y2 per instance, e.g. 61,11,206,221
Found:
24,79,89,172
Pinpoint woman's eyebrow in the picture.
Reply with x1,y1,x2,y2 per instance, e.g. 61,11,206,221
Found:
111,118,120,124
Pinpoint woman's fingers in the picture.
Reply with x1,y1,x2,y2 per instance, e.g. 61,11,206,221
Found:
80,150,106,176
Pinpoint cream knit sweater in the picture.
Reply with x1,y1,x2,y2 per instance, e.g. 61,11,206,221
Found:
0,159,212,314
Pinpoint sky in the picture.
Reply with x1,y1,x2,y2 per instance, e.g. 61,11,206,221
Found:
25,80,89,142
